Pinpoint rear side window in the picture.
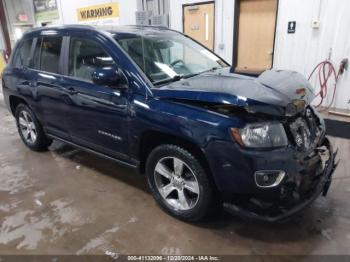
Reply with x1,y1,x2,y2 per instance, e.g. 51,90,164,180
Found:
13,39,33,68
37,36,63,74
68,37,116,81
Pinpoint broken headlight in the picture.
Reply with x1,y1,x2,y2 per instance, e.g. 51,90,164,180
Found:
231,122,288,148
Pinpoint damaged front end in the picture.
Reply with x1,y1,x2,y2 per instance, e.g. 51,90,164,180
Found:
219,105,338,223
216,103,338,222
153,69,339,222
224,137,338,223
215,104,338,222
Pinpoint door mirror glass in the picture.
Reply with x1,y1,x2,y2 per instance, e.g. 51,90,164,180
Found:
91,68,127,89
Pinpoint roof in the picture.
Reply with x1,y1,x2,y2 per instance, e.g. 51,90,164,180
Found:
22,24,180,38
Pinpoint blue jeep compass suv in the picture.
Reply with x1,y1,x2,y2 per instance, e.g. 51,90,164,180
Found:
1,25,337,222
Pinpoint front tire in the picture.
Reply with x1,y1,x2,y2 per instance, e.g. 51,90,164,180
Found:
15,104,52,151
146,144,215,222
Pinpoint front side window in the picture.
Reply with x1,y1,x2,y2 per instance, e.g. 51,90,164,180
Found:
115,33,228,85
68,37,116,82
13,39,33,68
39,36,62,74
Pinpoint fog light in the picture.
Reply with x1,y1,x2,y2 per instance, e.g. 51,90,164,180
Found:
254,170,286,188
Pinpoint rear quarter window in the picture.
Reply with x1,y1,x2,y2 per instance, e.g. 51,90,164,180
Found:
12,39,33,68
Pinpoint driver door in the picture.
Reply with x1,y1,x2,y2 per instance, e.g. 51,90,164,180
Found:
61,36,130,160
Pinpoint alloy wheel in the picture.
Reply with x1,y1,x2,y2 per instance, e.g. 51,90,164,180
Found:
154,157,200,210
18,110,37,144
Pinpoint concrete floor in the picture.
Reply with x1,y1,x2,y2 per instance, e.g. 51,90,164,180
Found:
1,92,350,256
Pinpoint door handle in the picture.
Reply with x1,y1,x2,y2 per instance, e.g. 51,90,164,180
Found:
66,87,78,95
18,80,36,88
29,81,37,87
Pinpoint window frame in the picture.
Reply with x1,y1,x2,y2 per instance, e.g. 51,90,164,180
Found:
32,37,42,70
62,36,118,84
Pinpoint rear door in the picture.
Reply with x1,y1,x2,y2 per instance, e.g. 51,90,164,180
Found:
60,34,130,160
32,34,70,139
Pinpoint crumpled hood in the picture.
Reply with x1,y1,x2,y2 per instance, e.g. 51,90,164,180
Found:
152,68,315,116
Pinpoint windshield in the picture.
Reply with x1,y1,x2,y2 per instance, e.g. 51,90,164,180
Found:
114,33,228,85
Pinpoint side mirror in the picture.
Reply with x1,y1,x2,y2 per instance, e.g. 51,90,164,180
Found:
91,68,128,89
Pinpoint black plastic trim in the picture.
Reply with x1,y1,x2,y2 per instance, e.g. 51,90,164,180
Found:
47,134,139,169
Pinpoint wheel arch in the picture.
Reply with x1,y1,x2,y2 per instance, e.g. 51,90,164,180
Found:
9,95,29,116
139,130,219,191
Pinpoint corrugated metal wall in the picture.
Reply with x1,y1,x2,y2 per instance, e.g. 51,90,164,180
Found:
137,0,169,15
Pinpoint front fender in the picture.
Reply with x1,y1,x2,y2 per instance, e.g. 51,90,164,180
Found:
127,94,242,183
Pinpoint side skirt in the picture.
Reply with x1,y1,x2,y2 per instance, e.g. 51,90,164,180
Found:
47,134,139,170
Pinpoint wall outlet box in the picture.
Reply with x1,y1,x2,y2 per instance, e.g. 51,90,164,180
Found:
311,20,320,29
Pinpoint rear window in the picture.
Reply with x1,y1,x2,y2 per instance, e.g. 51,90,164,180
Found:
34,36,63,74
13,39,33,68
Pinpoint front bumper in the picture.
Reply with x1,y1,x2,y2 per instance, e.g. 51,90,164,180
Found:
222,137,338,222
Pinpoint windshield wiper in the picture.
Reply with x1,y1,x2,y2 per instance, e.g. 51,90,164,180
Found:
182,67,219,79
152,67,220,86
199,67,219,74
153,75,184,85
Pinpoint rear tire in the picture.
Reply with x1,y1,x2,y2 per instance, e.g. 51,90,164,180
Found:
15,104,52,151
146,144,215,222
